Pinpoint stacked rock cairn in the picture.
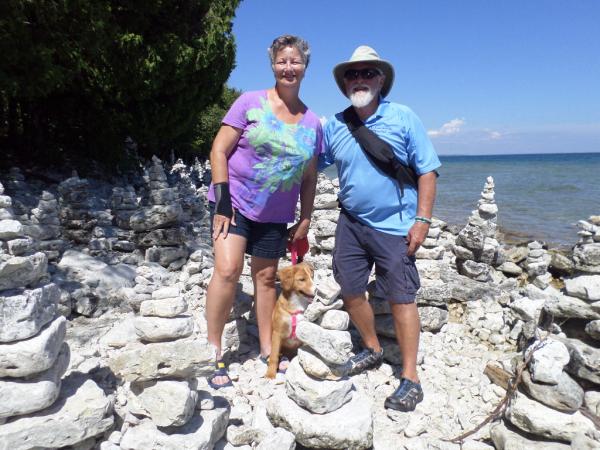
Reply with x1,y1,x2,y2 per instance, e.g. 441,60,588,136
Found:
57,174,97,245
107,278,229,449
453,176,505,282
30,191,64,261
130,156,188,270
0,181,114,447
266,277,374,450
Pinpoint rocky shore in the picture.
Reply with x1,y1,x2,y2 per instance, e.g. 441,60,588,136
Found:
0,159,599,450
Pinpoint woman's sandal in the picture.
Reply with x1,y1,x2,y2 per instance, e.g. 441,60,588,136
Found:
208,359,233,389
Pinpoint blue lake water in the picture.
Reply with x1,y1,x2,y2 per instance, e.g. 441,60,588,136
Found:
436,152,600,248
325,152,600,249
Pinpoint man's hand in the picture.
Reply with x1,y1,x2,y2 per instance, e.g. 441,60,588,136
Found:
406,221,430,256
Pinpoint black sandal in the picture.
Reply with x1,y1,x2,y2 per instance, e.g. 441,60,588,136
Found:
208,360,233,389
384,378,423,412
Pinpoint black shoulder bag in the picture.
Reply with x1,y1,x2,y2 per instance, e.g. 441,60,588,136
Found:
342,106,417,197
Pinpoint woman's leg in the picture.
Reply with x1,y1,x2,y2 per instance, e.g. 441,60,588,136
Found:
251,256,279,358
206,233,247,367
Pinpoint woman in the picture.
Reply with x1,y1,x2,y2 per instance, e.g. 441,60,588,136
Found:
206,35,322,388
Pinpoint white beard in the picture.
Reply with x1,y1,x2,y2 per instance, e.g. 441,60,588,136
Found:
348,85,376,109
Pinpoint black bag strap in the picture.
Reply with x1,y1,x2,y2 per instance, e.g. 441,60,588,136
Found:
342,106,417,196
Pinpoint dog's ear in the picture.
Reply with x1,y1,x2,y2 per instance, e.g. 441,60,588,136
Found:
278,266,295,292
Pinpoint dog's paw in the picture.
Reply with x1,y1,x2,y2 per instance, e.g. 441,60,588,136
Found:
265,368,277,379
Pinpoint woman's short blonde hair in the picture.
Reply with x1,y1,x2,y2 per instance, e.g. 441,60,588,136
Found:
268,35,311,68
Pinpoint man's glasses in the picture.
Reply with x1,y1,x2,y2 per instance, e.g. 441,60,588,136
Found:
343,68,381,81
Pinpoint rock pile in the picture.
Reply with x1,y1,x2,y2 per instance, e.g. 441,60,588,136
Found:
0,219,114,447
130,157,188,269
57,174,97,245
265,277,373,449
30,191,65,261
453,176,505,281
523,241,553,289
573,215,600,273
306,175,339,270
107,279,227,449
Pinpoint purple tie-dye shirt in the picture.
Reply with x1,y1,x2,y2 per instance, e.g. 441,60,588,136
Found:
208,90,323,223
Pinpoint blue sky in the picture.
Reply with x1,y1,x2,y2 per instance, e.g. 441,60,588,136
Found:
226,0,600,155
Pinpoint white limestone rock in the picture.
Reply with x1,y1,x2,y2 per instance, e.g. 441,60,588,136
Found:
255,427,296,450
543,293,600,320
0,219,24,240
0,252,48,291
297,346,344,380
151,285,181,299
128,379,197,427
0,376,114,450
318,309,349,330
585,320,600,340
521,369,584,413
564,275,600,302
295,321,352,365
120,400,229,450
285,357,353,414
0,344,69,419
58,250,136,292
139,297,187,317
526,339,570,385
129,204,183,232
314,276,341,304
0,315,66,377
304,298,344,322
504,391,595,442
99,314,138,348
555,336,600,385
267,390,373,450
108,338,214,382
0,283,59,343
134,315,194,342
490,421,570,449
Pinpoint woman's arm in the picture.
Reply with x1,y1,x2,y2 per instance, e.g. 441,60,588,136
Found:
210,125,243,239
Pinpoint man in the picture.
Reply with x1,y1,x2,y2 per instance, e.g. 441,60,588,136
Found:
320,46,440,412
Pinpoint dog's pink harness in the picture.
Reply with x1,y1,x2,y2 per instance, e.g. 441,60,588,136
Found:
289,310,303,340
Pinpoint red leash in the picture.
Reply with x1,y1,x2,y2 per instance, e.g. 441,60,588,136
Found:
287,236,309,265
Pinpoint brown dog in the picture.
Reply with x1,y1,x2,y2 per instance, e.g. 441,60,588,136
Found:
265,262,315,379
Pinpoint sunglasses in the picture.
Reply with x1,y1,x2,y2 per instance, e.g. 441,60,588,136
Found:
343,68,381,81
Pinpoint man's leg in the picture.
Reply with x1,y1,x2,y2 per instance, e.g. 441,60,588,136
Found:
390,302,420,383
343,294,381,353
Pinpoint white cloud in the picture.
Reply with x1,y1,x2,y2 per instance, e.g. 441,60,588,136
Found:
487,130,502,140
428,118,465,137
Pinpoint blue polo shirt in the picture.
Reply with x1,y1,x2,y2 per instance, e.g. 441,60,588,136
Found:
321,100,441,235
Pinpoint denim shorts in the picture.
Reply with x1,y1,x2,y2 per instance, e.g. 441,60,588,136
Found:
209,202,287,259
332,209,421,304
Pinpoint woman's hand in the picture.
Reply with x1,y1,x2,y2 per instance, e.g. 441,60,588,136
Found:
212,210,237,240
288,218,310,243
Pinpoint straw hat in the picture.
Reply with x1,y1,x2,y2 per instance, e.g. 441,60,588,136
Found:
333,45,395,98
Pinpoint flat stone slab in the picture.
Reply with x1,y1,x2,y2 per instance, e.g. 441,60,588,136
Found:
0,344,69,419
0,252,48,291
120,399,229,450
285,357,353,414
267,389,373,450
0,375,114,450
128,379,197,427
134,316,194,342
0,316,66,377
140,297,187,317
0,283,59,343
108,338,214,382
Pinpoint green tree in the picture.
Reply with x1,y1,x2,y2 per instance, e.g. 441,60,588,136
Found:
0,0,241,167
192,85,241,158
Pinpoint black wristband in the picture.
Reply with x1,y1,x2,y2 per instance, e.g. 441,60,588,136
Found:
214,182,233,218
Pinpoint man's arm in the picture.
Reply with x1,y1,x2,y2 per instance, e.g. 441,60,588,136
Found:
406,171,437,256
